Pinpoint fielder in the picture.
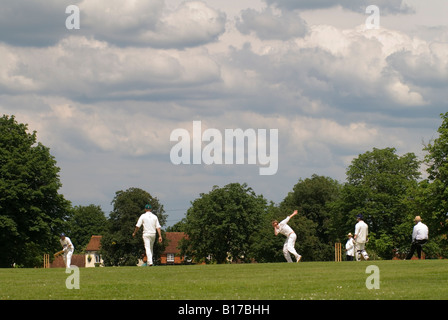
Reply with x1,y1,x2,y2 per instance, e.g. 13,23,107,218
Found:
354,214,369,261
132,204,162,266
406,216,429,260
59,233,74,268
272,210,302,263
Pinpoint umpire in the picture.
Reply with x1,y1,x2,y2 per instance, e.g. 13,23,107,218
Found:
406,216,429,260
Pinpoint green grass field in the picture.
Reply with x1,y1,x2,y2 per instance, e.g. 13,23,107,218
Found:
1,260,447,300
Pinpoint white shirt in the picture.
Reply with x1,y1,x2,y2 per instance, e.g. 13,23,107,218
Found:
60,237,74,252
345,238,355,256
276,216,294,236
136,211,161,235
355,220,368,243
412,222,429,241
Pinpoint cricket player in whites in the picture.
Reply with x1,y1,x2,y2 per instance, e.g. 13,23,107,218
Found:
132,204,162,266
272,210,302,263
354,214,369,261
59,233,74,268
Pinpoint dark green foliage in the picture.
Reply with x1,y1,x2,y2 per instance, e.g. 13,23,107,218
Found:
279,174,341,261
331,147,421,259
67,205,107,252
101,187,167,266
416,112,448,257
0,115,70,267
180,183,268,263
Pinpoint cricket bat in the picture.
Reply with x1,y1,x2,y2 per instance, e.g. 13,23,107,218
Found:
54,250,64,257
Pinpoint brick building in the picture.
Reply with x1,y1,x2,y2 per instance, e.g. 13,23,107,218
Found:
160,232,188,264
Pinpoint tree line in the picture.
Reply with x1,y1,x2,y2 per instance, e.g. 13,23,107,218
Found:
1,113,447,267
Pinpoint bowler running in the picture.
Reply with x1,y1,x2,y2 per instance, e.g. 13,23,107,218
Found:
272,210,302,263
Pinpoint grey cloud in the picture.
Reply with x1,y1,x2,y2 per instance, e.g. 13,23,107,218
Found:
1,22,437,123
0,37,222,102
264,0,414,14
81,1,227,48
0,0,70,47
221,26,432,121
236,7,308,40
386,43,448,88
0,0,226,49
385,44,448,108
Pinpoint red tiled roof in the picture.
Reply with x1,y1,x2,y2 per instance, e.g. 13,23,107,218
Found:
164,232,186,254
86,235,102,251
51,254,85,268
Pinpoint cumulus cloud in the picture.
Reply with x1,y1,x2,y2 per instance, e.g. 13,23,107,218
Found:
0,0,226,49
0,36,222,101
0,0,69,47
0,94,177,160
387,42,448,87
236,6,308,40
220,24,431,121
264,0,414,14
384,41,448,107
0,15,436,122
81,0,227,48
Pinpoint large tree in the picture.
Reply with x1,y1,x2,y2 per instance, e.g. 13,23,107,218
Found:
0,115,71,267
66,204,107,252
180,182,268,264
332,147,421,259
101,187,167,266
248,203,285,263
417,112,448,257
279,174,341,261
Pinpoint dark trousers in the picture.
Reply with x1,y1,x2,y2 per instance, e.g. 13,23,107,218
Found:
406,239,427,259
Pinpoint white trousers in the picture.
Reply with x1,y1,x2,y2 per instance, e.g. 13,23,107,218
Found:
283,233,300,262
355,242,369,261
63,250,73,268
143,233,156,265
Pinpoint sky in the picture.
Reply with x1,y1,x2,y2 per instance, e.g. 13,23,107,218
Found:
1,0,447,227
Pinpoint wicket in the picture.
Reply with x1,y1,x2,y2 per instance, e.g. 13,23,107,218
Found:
334,243,342,262
43,254,50,268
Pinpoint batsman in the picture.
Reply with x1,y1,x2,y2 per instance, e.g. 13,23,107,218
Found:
58,233,75,268
354,214,369,261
